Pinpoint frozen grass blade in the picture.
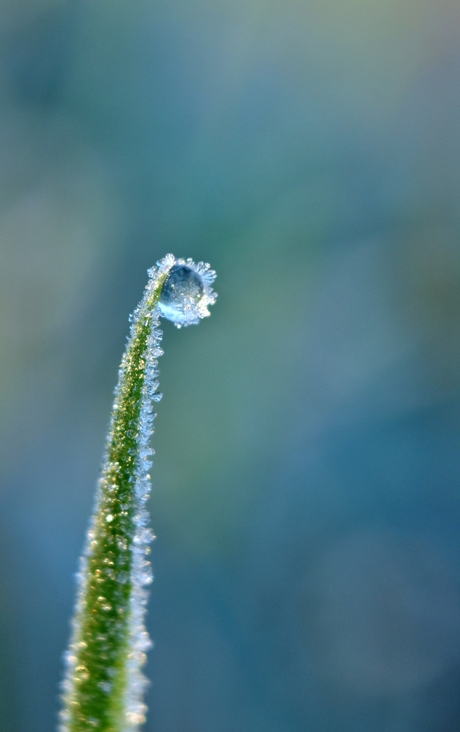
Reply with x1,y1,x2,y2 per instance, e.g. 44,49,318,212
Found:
59,255,217,732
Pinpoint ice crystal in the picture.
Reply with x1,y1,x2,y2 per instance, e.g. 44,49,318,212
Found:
60,255,216,732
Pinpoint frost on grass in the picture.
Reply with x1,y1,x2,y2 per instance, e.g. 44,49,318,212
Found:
60,255,216,732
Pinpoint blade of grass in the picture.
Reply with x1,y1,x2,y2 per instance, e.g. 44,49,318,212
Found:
59,254,216,732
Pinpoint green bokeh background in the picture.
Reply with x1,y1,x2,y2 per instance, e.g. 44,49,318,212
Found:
2,1,460,730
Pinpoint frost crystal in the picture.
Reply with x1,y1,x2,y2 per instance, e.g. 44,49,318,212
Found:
60,255,216,731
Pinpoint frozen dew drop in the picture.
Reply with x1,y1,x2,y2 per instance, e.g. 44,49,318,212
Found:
161,264,203,301
159,265,203,321
157,259,216,327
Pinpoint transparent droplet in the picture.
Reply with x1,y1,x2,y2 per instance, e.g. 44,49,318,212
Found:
157,260,216,327
159,264,203,318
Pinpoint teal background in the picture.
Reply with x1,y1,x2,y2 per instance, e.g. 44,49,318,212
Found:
1,1,460,730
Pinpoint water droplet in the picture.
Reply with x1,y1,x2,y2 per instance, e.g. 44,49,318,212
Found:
106,514,114,523
158,260,216,326
159,264,203,314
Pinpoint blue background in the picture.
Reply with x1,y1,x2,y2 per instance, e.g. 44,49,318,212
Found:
1,1,460,730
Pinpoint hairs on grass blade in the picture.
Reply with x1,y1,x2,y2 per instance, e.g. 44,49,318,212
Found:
59,255,217,732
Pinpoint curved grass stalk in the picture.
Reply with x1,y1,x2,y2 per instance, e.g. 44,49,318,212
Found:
59,255,217,732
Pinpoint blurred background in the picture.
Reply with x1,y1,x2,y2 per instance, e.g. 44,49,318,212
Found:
1,0,460,730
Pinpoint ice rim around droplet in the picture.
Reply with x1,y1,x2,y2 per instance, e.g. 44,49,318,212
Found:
154,255,217,328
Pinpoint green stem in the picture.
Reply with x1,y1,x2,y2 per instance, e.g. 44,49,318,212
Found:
60,254,216,732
